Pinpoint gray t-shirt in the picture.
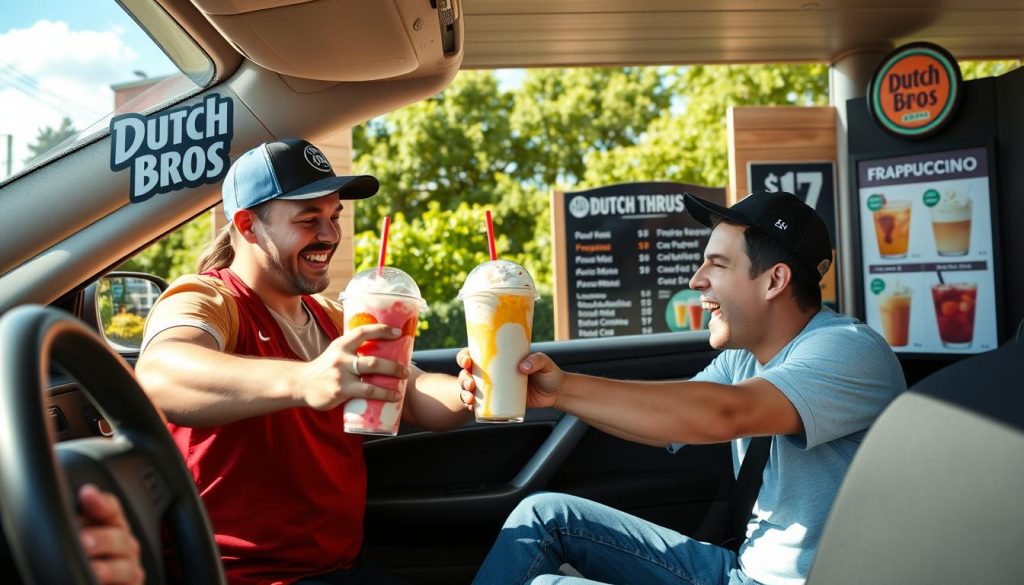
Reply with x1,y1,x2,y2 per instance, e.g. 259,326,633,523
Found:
689,307,906,585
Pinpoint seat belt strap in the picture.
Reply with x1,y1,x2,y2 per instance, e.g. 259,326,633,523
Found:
721,435,772,552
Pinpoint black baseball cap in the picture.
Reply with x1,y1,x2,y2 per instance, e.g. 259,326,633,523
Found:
223,138,379,221
683,191,833,281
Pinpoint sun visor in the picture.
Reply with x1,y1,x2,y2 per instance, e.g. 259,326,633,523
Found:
190,0,462,81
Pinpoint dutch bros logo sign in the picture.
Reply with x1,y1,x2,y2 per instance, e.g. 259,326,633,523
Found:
868,42,963,139
110,94,234,202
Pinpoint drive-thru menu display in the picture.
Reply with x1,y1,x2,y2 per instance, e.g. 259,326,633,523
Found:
552,182,726,340
857,146,999,354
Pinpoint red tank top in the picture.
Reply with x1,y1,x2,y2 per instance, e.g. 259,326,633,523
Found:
168,268,365,585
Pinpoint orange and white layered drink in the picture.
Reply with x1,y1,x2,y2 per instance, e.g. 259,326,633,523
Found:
459,260,539,423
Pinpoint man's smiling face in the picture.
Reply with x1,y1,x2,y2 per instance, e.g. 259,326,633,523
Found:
253,194,342,296
688,222,772,351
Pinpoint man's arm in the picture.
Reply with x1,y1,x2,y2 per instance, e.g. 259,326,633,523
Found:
401,365,471,431
457,350,801,446
135,324,407,427
553,371,802,445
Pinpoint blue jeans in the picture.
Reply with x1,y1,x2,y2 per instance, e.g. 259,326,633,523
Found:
472,493,759,585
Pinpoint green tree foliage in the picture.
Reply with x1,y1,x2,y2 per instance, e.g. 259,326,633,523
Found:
510,67,673,187
584,64,829,188
119,213,214,281
961,59,1020,81
353,71,519,230
25,116,77,163
104,312,146,347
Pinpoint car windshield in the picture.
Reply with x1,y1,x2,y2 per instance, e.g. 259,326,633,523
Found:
0,0,212,185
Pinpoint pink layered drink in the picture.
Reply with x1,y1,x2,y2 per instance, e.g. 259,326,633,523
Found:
340,267,426,436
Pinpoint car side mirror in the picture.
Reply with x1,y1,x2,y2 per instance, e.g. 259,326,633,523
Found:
83,272,168,353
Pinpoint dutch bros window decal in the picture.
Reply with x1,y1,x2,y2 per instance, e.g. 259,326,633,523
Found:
110,93,233,203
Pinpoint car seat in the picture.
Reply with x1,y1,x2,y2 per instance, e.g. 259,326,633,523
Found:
806,337,1024,584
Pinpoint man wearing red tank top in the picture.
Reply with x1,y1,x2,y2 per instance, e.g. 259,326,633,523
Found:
136,139,470,585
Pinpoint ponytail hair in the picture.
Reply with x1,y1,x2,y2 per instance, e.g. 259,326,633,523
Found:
196,202,272,273
196,224,234,273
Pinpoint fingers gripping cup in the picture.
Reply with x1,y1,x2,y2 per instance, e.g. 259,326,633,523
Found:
340,267,426,436
459,260,539,423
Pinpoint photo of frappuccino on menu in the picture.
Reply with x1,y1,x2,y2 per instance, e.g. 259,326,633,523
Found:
878,282,912,347
930,190,972,256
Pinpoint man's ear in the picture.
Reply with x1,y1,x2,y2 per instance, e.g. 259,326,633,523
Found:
764,262,793,301
233,210,260,243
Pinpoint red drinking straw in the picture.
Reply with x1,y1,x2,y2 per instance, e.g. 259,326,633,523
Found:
485,210,497,261
377,216,391,276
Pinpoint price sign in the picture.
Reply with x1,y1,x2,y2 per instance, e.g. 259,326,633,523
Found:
748,161,838,305
748,161,836,239
552,182,727,339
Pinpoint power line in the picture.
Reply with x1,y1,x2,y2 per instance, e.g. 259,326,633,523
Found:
0,63,106,118
0,64,106,121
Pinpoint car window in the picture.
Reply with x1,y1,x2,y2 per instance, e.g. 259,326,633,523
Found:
0,0,213,185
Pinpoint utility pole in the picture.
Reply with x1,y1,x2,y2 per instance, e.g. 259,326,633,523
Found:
5,134,11,178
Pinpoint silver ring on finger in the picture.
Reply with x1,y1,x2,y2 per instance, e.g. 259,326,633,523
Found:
351,357,361,376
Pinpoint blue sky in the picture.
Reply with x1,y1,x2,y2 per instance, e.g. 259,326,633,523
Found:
4,0,174,76
1,0,180,176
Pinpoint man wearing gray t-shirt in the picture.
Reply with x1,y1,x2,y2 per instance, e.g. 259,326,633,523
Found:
460,191,906,585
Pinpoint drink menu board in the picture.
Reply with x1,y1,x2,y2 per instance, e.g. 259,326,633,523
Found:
552,182,726,340
857,146,999,354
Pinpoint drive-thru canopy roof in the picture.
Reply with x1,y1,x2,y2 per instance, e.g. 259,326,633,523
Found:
461,0,1024,68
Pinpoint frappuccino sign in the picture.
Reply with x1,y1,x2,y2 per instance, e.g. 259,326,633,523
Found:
868,42,962,139
856,146,999,355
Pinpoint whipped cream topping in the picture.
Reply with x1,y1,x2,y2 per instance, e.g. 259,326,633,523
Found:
459,259,539,299
936,190,972,211
341,267,426,309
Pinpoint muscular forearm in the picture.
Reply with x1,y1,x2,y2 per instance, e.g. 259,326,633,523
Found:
402,368,471,431
581,418,673,447
555,373,741,445
136,342,301,427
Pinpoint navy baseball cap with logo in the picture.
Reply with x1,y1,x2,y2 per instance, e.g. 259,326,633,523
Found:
222,138,379,221
683,191,833,281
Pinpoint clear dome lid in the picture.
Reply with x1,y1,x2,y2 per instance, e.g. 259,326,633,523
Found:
458,259,539,300
340,266,427,310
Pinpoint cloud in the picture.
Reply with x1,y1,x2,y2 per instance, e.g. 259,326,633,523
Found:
0,20,141,176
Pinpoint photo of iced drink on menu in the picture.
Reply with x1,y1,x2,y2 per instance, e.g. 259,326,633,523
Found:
687,298,705,331
931,282,977,349
672,299,688,329
340,218,426,436
878,283,912,347
930,190,972,256
459,211,538,423
872,199,911,259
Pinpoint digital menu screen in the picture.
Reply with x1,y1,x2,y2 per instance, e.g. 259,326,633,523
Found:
857,146,999,354
552,182,726,340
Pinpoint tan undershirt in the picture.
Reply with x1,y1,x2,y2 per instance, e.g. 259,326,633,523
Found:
266,304,331,361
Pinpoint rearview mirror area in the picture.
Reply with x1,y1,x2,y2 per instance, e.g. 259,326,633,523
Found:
90,273,167,352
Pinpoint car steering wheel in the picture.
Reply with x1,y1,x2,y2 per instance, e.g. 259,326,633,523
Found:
0,305,225,584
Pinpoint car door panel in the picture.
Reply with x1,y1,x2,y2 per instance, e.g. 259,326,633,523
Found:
363,332,730,584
